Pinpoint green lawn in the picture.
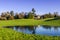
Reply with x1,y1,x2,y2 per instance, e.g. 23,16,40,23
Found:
0,19,41,27
40,18,60,26
0,18,60,27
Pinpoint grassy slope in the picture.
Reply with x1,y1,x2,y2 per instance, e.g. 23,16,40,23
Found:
0,18,60,27
41,18,60,26
0,28,60,40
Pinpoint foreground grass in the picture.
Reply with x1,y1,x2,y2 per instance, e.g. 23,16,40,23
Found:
0,28,60,40
0,18,60,27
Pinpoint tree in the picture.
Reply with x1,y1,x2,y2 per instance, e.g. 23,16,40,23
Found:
24,12,28,19
10,11,14,16
8,16,14,20
28,12,34,19
54,12,58,18
14,13,19,19
32,8,36,14
48,12,54,18
19,12,25,19
1,12,5,17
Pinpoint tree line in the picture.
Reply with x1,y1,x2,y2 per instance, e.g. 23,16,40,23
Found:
0,8,60,20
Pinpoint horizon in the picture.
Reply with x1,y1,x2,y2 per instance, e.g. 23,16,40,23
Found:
0,0,60,15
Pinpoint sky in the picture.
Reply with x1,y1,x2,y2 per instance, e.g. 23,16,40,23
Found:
0,0,60,15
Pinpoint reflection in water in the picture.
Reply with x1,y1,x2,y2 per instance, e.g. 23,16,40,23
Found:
42,25,51,29
4,25,60,36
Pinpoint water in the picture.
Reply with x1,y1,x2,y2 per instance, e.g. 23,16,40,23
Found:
4,25,60,36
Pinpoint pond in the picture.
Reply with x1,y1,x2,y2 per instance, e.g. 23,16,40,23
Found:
4,25,60,36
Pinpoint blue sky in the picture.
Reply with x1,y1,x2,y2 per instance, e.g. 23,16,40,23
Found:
0,0,60,15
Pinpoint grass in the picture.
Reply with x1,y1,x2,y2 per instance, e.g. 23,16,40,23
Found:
0,28,60,40
0,18,60,27
0,19,41,27
42,18,60,26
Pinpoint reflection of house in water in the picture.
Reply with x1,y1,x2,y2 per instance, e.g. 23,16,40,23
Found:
42,25,51,29
42,25,60,31
54,26,59,30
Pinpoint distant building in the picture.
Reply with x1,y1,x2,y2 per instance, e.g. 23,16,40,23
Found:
0,17,6,20
34,15,40,20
